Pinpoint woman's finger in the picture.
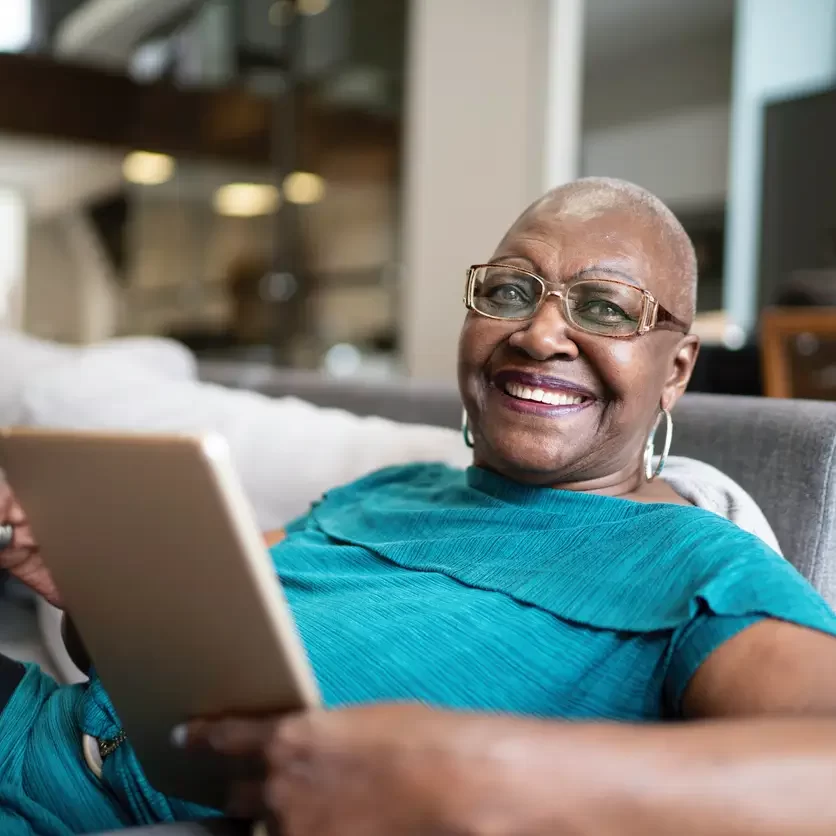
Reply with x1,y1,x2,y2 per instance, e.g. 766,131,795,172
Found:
12,524,34,548
0,485,26,525
174,717,281,757
0,485,11,518
225,779,268,818
7,501,27,525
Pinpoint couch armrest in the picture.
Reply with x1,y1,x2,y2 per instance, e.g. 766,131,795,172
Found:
93,820,251,835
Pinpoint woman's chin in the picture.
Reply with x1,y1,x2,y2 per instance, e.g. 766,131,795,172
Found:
476,437,577,484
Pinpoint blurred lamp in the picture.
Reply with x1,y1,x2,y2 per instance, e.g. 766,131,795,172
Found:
0,0,32,53
122,151,175,186
298,0,331,15
269,0,329,25
213,184,281,217
722,324,747,351
282,172,326,205
324,343,362,378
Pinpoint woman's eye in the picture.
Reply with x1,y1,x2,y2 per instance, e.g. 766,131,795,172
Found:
580,300,631,320
488,284,528,303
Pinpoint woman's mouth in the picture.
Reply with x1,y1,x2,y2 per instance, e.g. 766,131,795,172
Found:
503,382,585,406
491,371,596,415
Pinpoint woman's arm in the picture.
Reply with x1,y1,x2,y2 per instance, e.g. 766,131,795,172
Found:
263,530,286,548
538,619,836,834
183,707,836,836
181,619,836,836
682,619,836,717
486,712,836,836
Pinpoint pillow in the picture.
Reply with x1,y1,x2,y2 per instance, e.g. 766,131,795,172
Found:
81,337,197,382
20,355,470,530
0,331,197,427
0,330,78,425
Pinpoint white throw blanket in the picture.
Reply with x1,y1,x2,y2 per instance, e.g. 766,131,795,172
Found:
662,456,781,554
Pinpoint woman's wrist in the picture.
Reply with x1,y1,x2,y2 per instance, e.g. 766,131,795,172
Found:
429,715,646,835
482,717,836,836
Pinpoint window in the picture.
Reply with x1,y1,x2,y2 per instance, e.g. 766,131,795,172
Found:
0,0,31,53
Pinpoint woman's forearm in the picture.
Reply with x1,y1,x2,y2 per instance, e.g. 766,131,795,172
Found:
489,717,836,836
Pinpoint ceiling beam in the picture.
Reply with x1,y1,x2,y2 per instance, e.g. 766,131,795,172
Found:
0,54,398,169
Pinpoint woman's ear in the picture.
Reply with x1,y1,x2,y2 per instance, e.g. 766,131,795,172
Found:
661,335,700,412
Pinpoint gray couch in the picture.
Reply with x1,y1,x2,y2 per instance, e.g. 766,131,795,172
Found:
55,372,836,834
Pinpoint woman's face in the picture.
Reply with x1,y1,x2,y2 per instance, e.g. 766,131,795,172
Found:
457,207,699,489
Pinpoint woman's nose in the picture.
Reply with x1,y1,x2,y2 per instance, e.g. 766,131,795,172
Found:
507,298,580,361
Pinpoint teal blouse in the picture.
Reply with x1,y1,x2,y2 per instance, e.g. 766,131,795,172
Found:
2,463,836,834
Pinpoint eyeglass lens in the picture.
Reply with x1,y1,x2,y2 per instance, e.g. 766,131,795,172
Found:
470,265,644,336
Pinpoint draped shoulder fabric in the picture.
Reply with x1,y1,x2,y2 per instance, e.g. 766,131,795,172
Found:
305,463,834,633
2,462,835,834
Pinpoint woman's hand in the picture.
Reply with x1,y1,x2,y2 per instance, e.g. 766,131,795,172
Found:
0,481,61,607
178,704,532,836
179,701,836,836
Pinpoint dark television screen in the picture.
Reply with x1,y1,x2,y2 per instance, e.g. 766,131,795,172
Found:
760,86,836,308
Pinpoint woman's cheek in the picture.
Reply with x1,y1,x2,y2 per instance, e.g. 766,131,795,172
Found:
585,340,641,398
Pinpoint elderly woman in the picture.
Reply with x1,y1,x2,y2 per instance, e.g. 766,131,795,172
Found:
3,178,836,836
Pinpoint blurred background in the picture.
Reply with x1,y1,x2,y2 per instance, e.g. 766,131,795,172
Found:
0,0,834,398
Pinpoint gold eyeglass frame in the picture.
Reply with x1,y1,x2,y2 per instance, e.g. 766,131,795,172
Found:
463,263,689,338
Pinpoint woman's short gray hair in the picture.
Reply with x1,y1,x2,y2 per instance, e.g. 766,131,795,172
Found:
526,177,698,321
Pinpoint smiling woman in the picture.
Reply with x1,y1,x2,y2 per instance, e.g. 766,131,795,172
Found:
458,179,699,492
2,178,836,836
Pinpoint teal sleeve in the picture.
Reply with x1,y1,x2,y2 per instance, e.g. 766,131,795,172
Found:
0,665,129,835
664,613,764,716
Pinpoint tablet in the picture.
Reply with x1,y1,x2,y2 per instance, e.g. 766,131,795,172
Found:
0,428,320,809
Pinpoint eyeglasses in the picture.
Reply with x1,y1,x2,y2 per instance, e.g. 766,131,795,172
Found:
464,264,689,338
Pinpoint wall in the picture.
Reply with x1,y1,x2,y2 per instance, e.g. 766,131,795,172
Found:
724,0,836,334
25,217,81,341
581,28,733,211
583,103,730,211
401,0,584,381
583,29,733,132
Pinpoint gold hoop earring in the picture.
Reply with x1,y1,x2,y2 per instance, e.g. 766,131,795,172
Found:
462,408,474,449
644,408,672,481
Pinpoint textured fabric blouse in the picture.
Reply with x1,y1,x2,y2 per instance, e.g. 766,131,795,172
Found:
2,462,836,835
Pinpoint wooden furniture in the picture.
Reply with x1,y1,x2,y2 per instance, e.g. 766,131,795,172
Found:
760,307,836,399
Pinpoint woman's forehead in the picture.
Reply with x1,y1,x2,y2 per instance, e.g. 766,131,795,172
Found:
492,207,694,318
493,211,662,278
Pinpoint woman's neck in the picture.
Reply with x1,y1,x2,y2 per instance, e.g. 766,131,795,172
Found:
473,461,691,507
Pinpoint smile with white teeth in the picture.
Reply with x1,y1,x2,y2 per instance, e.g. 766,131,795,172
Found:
504,382,586,406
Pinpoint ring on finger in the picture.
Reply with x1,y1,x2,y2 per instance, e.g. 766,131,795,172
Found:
0,524,14,553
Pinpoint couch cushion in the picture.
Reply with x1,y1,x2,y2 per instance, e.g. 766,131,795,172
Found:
671,394,836,603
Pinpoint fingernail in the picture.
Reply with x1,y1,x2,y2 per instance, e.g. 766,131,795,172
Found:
170,724,188,748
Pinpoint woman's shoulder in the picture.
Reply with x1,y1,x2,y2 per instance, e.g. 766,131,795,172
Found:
612,503,835,632
628,501,783,586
